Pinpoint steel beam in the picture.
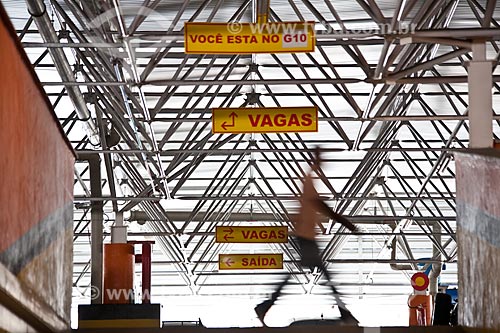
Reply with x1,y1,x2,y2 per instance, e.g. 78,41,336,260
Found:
25,0,98,143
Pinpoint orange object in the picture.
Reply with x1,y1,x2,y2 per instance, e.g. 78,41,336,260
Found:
408,294,433,326
0,5,75,327
103,244,135,304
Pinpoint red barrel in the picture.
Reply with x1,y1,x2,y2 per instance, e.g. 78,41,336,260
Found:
103,244,135,304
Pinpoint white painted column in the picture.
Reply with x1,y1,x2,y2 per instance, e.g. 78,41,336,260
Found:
111,211,128,244
468,42,493,148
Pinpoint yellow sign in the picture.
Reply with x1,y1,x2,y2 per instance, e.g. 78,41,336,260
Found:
216,226,288,243
212,106,318,134
184,22,315,54
219,254,283,270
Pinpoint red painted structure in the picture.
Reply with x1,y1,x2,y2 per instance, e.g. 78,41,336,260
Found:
129,241,155,304
0,3,75,331
103,244,135,304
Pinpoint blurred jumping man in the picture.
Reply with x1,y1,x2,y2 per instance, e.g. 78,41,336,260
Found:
254,147,360,326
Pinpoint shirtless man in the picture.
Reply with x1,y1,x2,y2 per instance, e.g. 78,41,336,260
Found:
254,147,359,326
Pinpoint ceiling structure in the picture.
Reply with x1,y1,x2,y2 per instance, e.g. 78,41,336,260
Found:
3,0,500,327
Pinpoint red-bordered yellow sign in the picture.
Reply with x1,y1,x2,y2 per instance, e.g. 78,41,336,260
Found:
212,106,318,134
184,22,315,54
216,226,288,243
411,272,429,291
219,254,283,270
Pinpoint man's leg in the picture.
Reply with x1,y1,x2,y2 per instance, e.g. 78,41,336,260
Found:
301,238,357,323
254,274,290,325
319,263,359,325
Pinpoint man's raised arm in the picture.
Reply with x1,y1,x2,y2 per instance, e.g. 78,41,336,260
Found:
314,199,358,232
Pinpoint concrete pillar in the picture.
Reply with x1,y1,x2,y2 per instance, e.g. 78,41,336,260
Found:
87,154,103,304
111,212,127,244
429,224,442,299
468,42,493,148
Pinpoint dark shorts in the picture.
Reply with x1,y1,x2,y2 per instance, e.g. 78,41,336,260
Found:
297,236,323,268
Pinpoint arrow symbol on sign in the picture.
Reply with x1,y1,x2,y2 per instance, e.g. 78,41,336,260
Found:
221,112,238,131
223,227,234,242
224,257,235,267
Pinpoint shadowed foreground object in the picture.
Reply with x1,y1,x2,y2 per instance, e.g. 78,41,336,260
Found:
73,324,497,333
78,304,161,329
456,149,500,330
0,3,75,331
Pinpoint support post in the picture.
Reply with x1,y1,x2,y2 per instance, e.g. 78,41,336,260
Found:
129,241,154,304
429,224,442,299
142,242,152,304
79,153,103,304
256,0,270,24
468,41,493,148
89,155,103,304
111,212,127,244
